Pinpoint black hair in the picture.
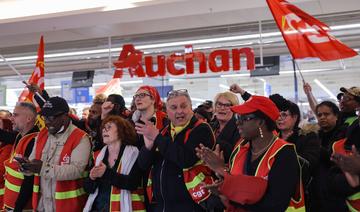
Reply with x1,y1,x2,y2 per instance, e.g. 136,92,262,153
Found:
107,94,126,116
270,94,301,129
253,110,277,131
316,101,340,116
287,101,301,128
269,94,290,112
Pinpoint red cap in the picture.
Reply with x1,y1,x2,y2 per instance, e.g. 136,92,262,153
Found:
137,85,163,111
231,95,279,121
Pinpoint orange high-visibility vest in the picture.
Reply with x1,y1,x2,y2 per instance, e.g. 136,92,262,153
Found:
332,138,360,212
3,132,38,210
92,149,146,212
146,120,214,204
229,138,305,212
32,128,88,212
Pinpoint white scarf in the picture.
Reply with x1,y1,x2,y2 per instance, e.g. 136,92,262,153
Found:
83,145,139,212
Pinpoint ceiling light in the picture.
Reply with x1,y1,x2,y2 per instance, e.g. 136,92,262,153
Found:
313,79,337,100
220,73,251,78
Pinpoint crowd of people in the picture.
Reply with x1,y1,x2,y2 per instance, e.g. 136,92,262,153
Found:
0,82,359,212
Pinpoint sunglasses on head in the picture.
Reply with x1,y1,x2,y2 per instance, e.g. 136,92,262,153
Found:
167,89,189,99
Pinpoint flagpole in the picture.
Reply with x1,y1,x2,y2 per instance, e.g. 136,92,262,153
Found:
293,59,305,82
0,54,46,102
292,59,299,103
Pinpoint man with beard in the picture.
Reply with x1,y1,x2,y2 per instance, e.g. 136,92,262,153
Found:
22,96,91,212
3,102,39,211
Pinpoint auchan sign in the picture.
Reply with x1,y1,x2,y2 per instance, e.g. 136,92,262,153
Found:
113,44,255,78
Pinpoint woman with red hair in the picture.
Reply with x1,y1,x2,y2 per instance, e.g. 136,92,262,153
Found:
0,118,13,209
132,85,168,131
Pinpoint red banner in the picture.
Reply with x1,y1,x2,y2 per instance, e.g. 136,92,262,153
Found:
18,36,45,111
266,0,358,61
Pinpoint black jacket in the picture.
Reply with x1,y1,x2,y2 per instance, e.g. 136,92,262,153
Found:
210,116,240,163
283,127,320,177
137,116,214,212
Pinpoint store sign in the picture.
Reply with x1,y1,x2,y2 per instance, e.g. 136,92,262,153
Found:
113,44,255,78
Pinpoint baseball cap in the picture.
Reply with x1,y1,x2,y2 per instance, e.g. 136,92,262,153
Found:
40,96,69,117
340,87,360,98
230,95,280,121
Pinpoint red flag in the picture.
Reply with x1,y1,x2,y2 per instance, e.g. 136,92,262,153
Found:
266,0,358,61
18,36,45,110
95,78,122,96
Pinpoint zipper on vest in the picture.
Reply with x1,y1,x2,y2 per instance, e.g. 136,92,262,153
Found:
160,160,165,212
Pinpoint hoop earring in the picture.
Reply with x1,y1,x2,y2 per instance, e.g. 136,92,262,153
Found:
259,127,264,138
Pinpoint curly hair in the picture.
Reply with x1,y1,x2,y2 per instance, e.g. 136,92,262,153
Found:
101,115,137,146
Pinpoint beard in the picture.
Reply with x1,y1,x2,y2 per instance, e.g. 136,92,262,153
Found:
88,116,101,129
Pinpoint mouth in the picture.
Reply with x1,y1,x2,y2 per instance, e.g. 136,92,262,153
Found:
217,112,227,116
103,134,109,138
175,115,185,122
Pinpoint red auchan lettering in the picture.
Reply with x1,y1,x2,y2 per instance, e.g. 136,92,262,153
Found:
113,44,255,78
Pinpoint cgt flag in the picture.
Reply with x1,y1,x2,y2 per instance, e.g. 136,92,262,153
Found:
266,0,358,61
18,36,45,129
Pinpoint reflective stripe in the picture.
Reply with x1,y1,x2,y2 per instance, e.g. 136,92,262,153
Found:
286,206,306,212
110,194,144,202
33,185,39,193
111,193,120,201
5,166,24,179
55,188,86,200
348,192,360,201
132,194,144,202
0,188,4,195
345,117,357,126
185,172,205,189
346,192,360,212
346,200,359,212
133,210,146,212
5,179,21,192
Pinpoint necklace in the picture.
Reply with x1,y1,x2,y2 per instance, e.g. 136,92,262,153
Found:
251,136,277,156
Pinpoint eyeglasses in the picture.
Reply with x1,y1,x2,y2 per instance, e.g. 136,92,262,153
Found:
279,112,290,119
215,101,232,108
167,89,189,99
102,123,114,132
43,112,66,122
235,114,257,125
133,93,152,99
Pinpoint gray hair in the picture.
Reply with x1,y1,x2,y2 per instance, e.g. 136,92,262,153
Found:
16,102,37,117
166,89,191,104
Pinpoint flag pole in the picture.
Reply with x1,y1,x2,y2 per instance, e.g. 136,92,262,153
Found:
0,54,46,102
293,59,305,83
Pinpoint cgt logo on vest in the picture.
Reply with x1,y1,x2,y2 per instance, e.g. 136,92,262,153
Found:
113,44,255,78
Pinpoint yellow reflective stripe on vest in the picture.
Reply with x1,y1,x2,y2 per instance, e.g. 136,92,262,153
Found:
346,200,359,212
0,188,4,195
286,206,306,212
348,192,360,201
33,185,39,193
345,117,357,126
5,166,24,179
110,193,144,202
5,179,21,192
346,192,360,212
55,188,86,200
185,172,205,189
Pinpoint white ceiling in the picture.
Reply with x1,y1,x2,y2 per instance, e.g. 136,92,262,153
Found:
1,0,360,47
